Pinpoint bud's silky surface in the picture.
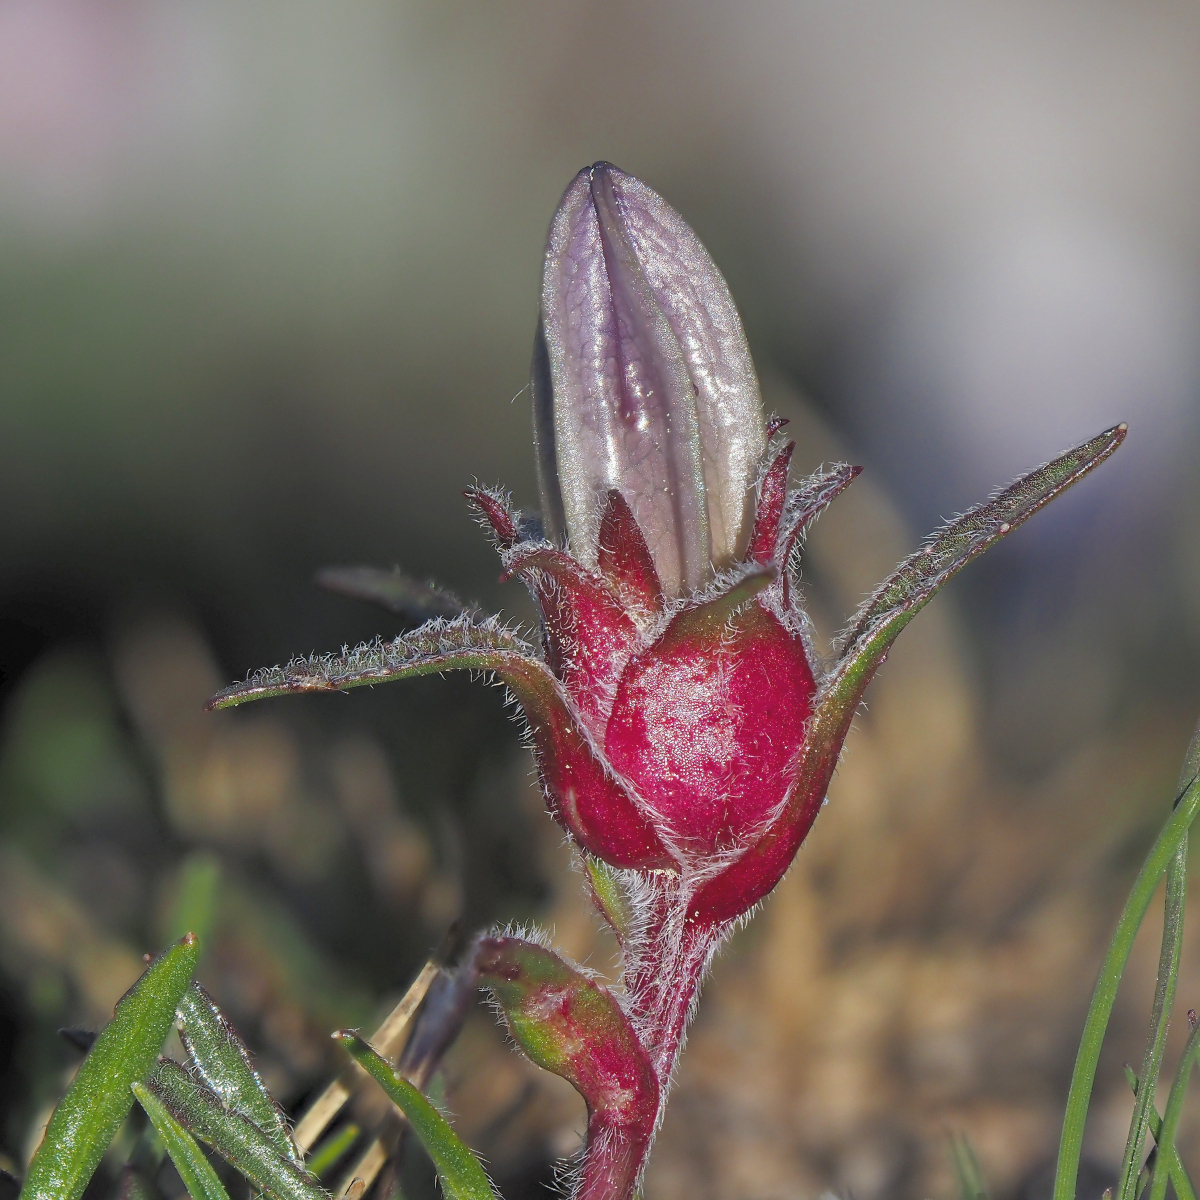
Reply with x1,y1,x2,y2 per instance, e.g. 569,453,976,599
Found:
532,162,766,596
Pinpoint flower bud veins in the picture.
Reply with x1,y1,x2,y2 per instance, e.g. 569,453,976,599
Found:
532,162,766,595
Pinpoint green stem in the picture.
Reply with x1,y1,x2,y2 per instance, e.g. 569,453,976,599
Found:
1124,1064,1199,1200
1117,838,1188,1200
1052,773,1200,1200
1148,1018,1200,1200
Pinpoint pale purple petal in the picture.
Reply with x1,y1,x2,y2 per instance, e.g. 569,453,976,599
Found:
533,163,765,595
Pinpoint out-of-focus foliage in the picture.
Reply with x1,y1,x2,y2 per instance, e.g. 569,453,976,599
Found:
0,612,553,1198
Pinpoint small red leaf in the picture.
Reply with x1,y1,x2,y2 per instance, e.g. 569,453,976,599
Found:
745,441,794,564
465,487,521,549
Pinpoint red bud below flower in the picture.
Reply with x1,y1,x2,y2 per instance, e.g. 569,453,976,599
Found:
532,162,766,597
478,937,659,1200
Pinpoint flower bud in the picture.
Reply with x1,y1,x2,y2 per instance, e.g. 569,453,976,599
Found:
532,163,766,596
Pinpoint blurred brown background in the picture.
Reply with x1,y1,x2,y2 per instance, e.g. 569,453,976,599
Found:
2,4,1200,1199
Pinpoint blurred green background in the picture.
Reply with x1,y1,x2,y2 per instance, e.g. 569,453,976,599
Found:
2,4,1200,1199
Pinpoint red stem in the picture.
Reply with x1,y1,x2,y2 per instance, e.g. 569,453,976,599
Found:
575,873,725,1200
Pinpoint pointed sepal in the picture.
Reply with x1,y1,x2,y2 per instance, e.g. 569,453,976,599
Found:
746,441,795,564
207,616,535,709
207,617,674,869
687,424,1127,926
839,423,1126,669
777,463,861,604
596,489,666,616
465,486,522,549
500,543,639,730
477,936,659,1200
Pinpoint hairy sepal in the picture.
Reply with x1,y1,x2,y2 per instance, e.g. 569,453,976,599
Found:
500,543,640,732
478,936,659,1200
687,424,1128,925
208,616,674,869
746,440,794,564
777,463,861,606
596,489,665,617
841,424,1126,661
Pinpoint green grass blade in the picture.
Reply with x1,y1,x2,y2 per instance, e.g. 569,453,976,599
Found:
132,1082,232,1200
148,1062,327,1200
19,935,200,1200
1125,1064,1198,1200
949,1132,989,1200
176,985,300,1163
1118,838,1188,1200
1121,726,1200,1200
333,1032,494,1200
163,855,222,951
1052,772,1200,1200
1148,1017,1200,1200
305,1126,360,1180
116,1166,160,1200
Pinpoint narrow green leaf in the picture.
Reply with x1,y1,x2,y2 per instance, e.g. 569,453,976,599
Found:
1124,1065,1198,1200
164,855,222,951
132,1082,232,1200
949,1131,989,1200
1117,720,1198,1200
333,1032,494,1200
1052,770,1200,1200
583,858,636,946
176,985,299,1163
148,1062,327,1200
19,935,200,1200
1148,1016,1200,1200
305,1125,360,1181
316,566,470,623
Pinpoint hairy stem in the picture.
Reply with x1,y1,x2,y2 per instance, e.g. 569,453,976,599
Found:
574,874,725,1200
